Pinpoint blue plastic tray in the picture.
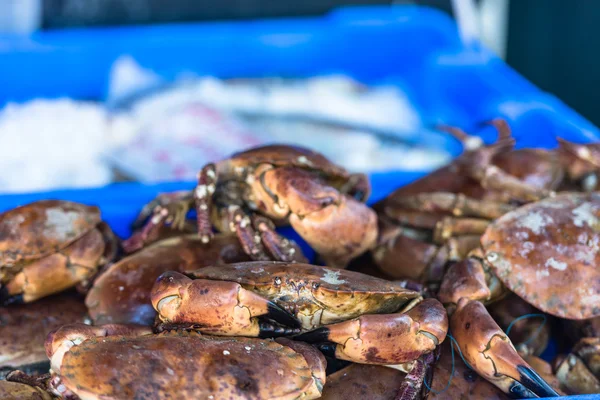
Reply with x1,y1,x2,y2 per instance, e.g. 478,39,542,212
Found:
0,5,599,399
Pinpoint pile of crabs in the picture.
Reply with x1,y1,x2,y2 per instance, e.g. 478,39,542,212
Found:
3,119,600,399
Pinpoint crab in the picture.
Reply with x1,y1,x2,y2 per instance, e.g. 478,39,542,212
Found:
371,120,600,285
43,323,326,400
0,293,88,379
553,337,600,394
0,379,52,400
433,191,600,397
126,144,377,268
151,261,448,395
0,200,118,305
85,234,255,326
371,120,561,285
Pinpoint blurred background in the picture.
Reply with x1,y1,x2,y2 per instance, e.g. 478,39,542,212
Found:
0,0,598,194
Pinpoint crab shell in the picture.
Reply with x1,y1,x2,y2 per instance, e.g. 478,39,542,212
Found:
0,380,52,400
320,363,406,400
85,234,250,326
428,342,508,400
221,145,364,195
0,293,87,377
481,192,600,320
0,200,112,303
186,261,421,329
46,324,326,400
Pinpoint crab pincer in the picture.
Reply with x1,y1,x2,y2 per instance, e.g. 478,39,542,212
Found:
151,270,301,337
450,299,559,398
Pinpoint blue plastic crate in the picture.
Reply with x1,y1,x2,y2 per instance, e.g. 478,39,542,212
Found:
0,5,599,399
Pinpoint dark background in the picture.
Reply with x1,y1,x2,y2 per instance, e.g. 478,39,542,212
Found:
41,0,600,128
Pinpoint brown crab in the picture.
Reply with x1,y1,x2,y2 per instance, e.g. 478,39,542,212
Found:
127,145,377,268
0,293,88,379
151,261,447,395
0,379,52,400
553,337,600,394
0,200,118,305
371,120,561,285
44,323,326,400
435,191,600,397
85,234,254,326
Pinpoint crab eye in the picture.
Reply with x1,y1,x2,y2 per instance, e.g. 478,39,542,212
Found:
156,295,181,314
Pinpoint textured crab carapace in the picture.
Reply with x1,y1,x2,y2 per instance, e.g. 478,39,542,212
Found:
85,234,251,326
127,144,377,268
0,200,117,304
435,192,600,398
151,262,448,371
0,293,87,378
45,323,326,400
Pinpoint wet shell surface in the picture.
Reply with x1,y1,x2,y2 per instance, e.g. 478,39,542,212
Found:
481,192,600,320
0,200,100,266
58,331,324,400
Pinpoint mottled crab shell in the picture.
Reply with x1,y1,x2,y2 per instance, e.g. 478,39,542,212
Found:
226,144,350,180
0,200,100,266
0,293,87,377
0,380,52,400
189,262,420,327
86,234,250,326
56,331,325,400
481,192,600,320
320,363,405,400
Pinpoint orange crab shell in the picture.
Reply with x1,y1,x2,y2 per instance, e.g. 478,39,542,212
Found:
0,200,100,267
51,329,326,400
188,262,421,328
482,192,600,320
0,380,52,400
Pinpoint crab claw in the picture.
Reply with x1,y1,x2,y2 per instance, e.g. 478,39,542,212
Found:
45,323,152,374
451,299,559,398
295,298,447,365
151,271,300,337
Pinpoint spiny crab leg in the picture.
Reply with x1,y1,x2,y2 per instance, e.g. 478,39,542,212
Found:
294,298,448,365
151,271,301,337
195,163,217,243
450,299,559,398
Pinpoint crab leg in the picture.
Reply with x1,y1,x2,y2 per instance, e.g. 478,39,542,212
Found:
252,215,307,263
195,163,217,243
227,207,271,261
151,271,300,337
124,191,194,253
294,298,447,365
388,192,515,220
395,351,436,400
433,216,490,243
373,228,479,283
450,299,559,398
